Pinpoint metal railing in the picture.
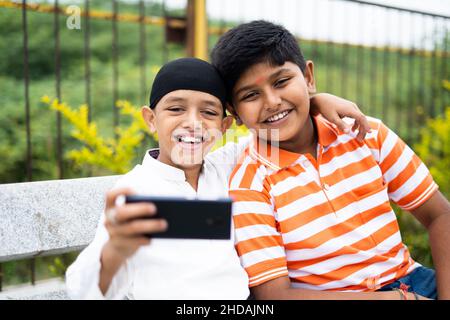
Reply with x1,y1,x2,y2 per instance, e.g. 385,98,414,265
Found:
0,0,185,290
208,0,450,143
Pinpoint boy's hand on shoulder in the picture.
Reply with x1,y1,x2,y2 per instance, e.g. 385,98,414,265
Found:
310,93,371,141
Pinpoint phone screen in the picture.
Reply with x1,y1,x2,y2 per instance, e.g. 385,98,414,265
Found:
125,195,232,240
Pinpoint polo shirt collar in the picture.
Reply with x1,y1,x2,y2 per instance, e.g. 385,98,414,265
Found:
249,115,339,170
142,148,187,181
315,114,340,146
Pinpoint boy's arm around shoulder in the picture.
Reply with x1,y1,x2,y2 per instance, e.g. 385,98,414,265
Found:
310,93,371,141
206,134,252,178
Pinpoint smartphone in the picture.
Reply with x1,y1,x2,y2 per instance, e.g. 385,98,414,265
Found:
124,195,232,240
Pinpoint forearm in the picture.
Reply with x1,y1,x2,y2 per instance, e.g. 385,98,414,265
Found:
99,241,127,295
308,93,323,114
428,212,450,299
257,287,401,300
252,277,410,300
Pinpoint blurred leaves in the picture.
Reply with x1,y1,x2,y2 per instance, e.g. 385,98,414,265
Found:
41,97,155,174
396,81,450,268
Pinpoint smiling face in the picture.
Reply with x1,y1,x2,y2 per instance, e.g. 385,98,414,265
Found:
231,61,317,151
142,90,233,169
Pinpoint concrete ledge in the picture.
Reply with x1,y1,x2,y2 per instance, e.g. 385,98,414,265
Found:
0,278,68,300
0,175,121,262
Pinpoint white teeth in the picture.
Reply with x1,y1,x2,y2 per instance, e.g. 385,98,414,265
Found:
179,136,202,143
267,110,289,123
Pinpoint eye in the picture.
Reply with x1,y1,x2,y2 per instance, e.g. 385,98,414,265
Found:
274,78,289,88
241,91,259,101
167,106,184,112
202,110,219,116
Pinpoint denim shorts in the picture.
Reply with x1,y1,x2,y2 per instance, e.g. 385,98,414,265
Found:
377,266,437,299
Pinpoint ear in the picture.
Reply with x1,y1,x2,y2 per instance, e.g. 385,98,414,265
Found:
141,106,156,133
221,115,234,134
304,60,317,95
226,102,243,126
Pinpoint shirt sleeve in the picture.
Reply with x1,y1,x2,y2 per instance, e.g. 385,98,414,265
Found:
65,183,134,300
372,120,439,211
229,166,288,288
206,134,252,179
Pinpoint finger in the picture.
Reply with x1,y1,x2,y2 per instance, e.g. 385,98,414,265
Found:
351,121,359,132
354,112,371,133
134,236,152,246
107,236,152,252
351,121,366,141
356,125,366,141
114,203,157,224
105,187,135,210
354,117,371,142
338,105,367,126
117,235,152,247
351,102,361,112
332,116,351,134
114,218,168,237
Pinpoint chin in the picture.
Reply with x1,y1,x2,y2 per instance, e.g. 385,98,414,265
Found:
172,151,205,167
265,128,296,144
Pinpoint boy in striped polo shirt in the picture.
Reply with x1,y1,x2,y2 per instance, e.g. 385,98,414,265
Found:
211,20,450,300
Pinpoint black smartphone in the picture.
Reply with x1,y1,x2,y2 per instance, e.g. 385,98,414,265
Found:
125,195,232,240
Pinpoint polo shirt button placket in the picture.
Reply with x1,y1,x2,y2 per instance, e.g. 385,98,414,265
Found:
302,160,310,168
321,182,337,217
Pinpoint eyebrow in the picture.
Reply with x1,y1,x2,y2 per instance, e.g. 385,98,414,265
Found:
234,68,292,97
163,96,221,108
163,96,187,104
202,99,221,108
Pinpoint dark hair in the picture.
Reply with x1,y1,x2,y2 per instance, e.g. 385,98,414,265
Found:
211,20,307,104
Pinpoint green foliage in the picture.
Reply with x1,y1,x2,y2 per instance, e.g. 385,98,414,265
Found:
1,252,80,287
395,80,450,268
0,5,186,183
41,97,156,175
0,76,72,183
48,257,67,279
415,87,450,197
0,1,173,80
396,206,433,267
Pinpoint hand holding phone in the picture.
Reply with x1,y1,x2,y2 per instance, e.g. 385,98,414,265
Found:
125,195,232,240
102,188,168,261
100,188,170,294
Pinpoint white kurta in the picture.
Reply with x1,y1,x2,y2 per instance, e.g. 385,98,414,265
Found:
65,138,251,300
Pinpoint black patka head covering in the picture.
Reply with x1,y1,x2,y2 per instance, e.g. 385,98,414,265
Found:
149,57,227,112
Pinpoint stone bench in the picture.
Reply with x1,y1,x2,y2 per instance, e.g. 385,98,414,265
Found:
0,175,121,299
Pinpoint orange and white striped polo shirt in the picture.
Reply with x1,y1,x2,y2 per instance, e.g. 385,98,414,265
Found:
229,115,438,292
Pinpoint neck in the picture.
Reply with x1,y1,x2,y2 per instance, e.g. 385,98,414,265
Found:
182,165,202,191
157,151,202,191
279,116,318,158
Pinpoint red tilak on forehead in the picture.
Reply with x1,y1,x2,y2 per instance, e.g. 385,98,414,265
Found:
254,75,267,86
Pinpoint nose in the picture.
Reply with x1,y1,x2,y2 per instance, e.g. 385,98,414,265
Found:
181,109,203,131
263,89,282,112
